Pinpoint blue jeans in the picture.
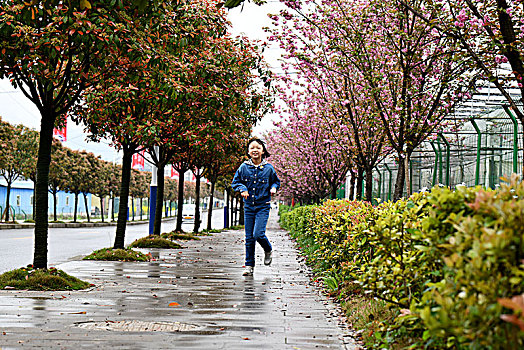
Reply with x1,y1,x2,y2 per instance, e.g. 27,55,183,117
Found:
244,203,272,267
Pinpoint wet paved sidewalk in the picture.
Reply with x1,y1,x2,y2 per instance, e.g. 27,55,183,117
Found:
0,209,359,349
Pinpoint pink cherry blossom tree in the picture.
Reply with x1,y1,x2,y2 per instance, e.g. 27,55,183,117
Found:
267,110,350,203
401,0,524,174
270,0,476,201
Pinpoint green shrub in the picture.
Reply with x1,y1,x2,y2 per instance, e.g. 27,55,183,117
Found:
280,178,524,349
280,205,317,237
0,265,90,290
353,187,484,348
130,236,182,249
354,192,430,308
161,231,200,241
280,205,319,267
201,228,223,234
83,247,151,261
417,177,524,349
310,200,373,275
278,204,293,218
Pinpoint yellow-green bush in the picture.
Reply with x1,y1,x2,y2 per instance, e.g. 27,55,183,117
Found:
310,200,373,275
281,178,524,349
278,204,294,218
356,192,430,308
418,177,524,349
280,205,319,267
280,205,317,238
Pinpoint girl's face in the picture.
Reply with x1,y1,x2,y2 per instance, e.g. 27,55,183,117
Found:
248,141,264,160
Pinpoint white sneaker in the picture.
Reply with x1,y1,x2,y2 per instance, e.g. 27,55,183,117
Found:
264,250,272,266
242,266,254,276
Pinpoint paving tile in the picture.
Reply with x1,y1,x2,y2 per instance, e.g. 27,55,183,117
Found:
0,209,359,349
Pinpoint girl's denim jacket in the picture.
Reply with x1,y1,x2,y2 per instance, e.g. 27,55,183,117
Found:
231,159,280,207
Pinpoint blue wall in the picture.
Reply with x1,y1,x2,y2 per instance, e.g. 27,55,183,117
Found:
0,183,91,217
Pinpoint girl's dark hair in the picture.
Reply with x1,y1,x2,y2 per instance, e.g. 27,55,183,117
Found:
247,137,270,159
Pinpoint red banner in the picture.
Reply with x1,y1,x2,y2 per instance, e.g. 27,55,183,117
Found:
132,151,145,170
53,118,67,142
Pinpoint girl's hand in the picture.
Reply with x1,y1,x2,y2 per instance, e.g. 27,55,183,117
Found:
241,191,249,199
270,188,277,196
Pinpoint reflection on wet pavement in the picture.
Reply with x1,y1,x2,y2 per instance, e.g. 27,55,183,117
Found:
0,210,357,349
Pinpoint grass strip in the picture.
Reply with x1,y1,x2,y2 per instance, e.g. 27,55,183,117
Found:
130,236,183,249
0,266,90,291
84,247,151,261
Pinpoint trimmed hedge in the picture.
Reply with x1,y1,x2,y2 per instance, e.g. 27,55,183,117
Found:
281,175,524,349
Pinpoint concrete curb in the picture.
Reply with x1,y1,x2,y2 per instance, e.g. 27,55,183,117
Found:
0,216,177,230
0,208,219,230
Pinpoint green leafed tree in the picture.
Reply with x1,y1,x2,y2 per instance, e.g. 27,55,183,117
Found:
17,127,39,219
0,120,39,222
89,159,113,223
47,140,67,222
79,151,101,223
62,149,90,223
0,0,160,268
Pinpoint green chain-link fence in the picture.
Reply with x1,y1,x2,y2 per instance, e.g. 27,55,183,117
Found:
373,104,523,202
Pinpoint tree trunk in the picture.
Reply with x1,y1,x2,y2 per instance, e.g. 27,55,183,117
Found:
404,154,411,197
239,198,244,225
131,197,135,221
349,171,356,200
233,196,237,226
100,196,105,223
231,195,235,226
53,191,57,222
331,183,337,200
364,167,373,203
140,197,143,220
236,197,240,225
153,164,165,235
193,176,201,234
224,189,230,229
111,193,115,221
4,182,11,222
176,171,185,232
237,197,241,225
114,148,133,249
393,153,406,202
32,181,36,220
230,191,234,226
83,193,90,222
73,193,79,222
356,167,364,200
33,113,56,269
207,181,215,231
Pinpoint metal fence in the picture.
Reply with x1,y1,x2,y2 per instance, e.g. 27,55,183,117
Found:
373,105,523,202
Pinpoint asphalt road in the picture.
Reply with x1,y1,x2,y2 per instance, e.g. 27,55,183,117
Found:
0,209,226,274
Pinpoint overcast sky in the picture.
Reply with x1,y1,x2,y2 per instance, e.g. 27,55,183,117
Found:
0,1,285,162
